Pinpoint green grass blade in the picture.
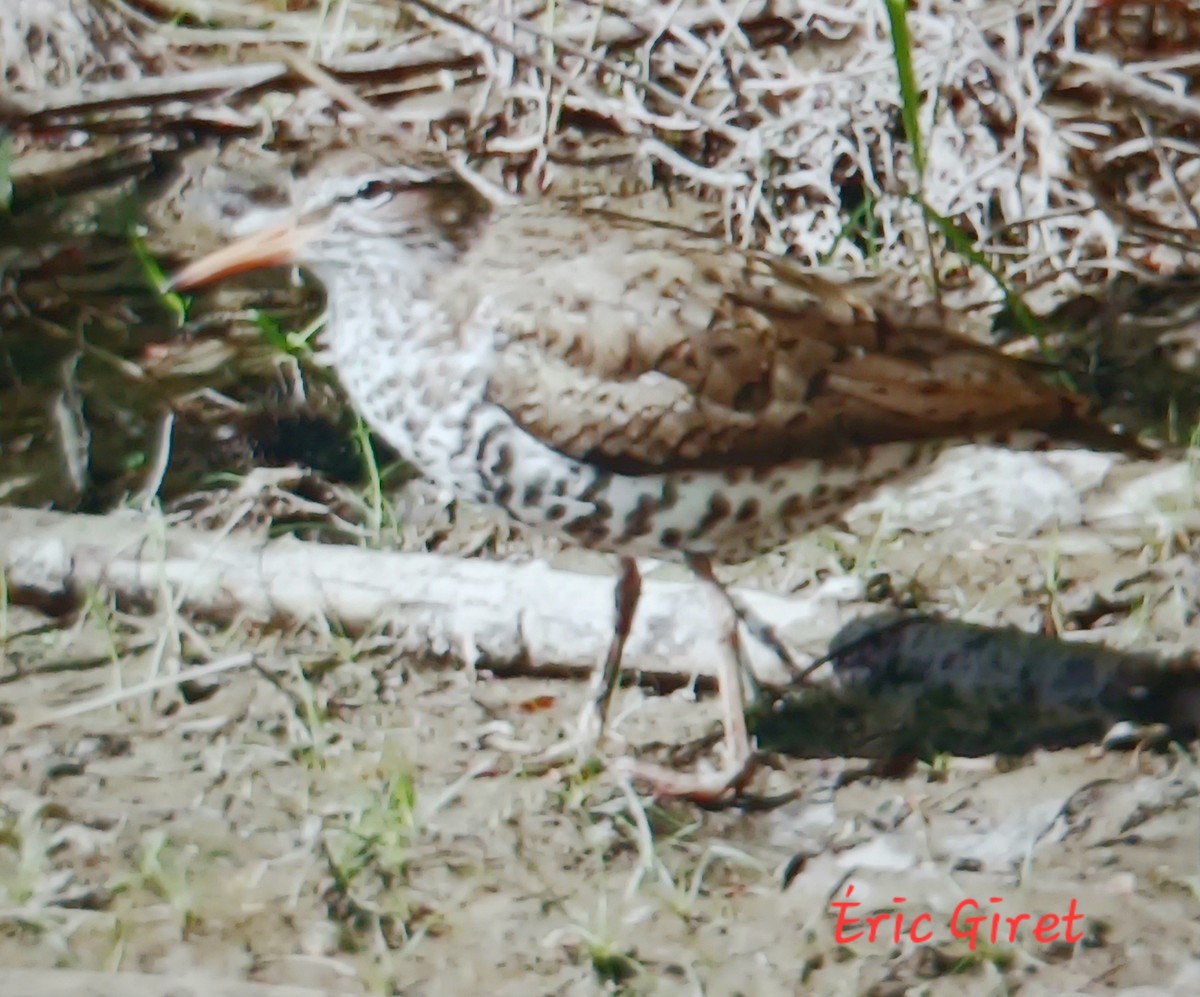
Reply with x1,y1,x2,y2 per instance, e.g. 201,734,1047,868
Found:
884,0,925,179
252,309,292,354
818,192,879,265
130,228,189,326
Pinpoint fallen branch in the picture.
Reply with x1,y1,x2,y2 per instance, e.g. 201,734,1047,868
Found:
0,507,846,687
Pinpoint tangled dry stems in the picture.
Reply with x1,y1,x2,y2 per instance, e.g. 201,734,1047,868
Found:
5,0,1199,318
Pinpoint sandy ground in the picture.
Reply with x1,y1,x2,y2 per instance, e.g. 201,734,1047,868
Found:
2,445,1199,997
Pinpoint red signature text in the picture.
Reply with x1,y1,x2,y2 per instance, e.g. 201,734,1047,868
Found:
830,884,1085,949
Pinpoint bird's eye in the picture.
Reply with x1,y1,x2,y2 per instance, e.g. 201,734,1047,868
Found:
356,180,392,200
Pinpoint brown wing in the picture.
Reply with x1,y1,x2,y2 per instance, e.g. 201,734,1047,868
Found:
432,205,1110,474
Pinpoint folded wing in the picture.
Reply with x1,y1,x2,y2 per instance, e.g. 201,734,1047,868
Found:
435,206,1110,474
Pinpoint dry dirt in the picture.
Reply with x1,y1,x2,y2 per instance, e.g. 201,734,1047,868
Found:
2,447,1199,997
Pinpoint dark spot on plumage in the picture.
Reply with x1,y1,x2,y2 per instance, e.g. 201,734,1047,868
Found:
709,493,732,520
494,482,514,507
491,444,514,476
619,494,658,541
593,499,613,521
552,478,568,496
736,498,760,523
660,480,680,509
692,492,733,539
546,503,566,521
565,517,609,544
474,423,502,465
779,494,806,520
522,482,545,506
660,527,683,548
582,473,612,502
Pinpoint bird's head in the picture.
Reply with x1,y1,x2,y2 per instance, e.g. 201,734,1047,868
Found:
169,161,490,292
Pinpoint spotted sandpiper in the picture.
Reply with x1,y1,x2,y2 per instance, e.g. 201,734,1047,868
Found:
170,156,1147,801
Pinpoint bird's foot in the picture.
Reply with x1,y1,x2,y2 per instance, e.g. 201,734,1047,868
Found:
484,692,793,809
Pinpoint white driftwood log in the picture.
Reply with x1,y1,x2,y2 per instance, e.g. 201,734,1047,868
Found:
0,507,848,687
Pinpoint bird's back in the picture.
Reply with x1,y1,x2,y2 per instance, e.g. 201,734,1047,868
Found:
426,201,1138,479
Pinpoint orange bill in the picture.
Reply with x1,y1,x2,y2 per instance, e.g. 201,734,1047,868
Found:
168,222,319,290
